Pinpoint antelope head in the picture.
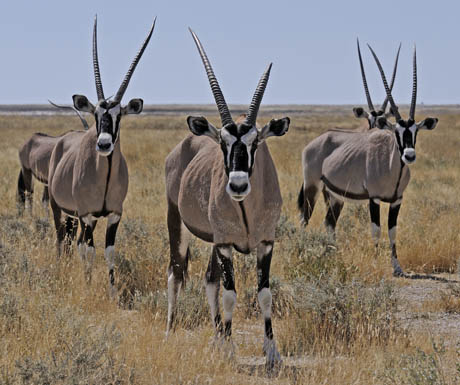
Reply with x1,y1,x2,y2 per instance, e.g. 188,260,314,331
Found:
72,16,155,156
186,29,290,201
353,39,401,129
369,44,438,165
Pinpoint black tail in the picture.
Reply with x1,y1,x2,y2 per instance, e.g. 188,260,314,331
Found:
17,170,27,206
297,183,304,214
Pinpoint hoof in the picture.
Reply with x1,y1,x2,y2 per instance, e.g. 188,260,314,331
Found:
213,336,236,359
263,339,282,374
393,267,405,277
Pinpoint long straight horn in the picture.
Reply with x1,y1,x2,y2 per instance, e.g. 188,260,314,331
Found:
367,44,402,122
189,28,233,126
93,15,105,101
409,45,417,121
113,17,156,103
357,38,375,113
381,43,401,113
48,100,90,130
245,63,272,127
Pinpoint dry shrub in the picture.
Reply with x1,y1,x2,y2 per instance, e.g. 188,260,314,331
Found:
379,339,453,385
139,275,210,330
278,277,399,356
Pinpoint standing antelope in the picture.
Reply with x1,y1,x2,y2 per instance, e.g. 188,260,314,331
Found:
165,29,290,369
298,44,438,276
48,16,155,290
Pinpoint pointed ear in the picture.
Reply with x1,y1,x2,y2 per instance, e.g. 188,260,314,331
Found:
72,94,95,113
122,98,144,115
353,107,369,119
376,116,393,130
187,116,220,142
258,117,290,142
417,117,438,130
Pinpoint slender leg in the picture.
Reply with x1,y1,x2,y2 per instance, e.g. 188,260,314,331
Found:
216,245,236,340
369,199,381,246
323,189,344,238
257,241,281,370
50,198,66,258
105,213,121,297
79,216,97,283
63,216,78,255
17,168,33,215
166,200,191,335
205,246,223,337
299,183,319,226
41,185,49,209
388,201,404,276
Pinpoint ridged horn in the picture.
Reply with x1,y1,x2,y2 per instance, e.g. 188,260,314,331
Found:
93,15,105,101
357,38,375,113
409,45,417,121
48,100,90,130
367,44,402,122
113,17,156,103
245,63,272,127
381,43,401,113
189,28,233,127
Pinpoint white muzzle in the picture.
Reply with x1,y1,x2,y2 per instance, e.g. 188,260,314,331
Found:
226,171,251,201
96,133,114,156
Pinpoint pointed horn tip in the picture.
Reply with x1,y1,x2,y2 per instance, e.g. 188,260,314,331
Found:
150,16,157,31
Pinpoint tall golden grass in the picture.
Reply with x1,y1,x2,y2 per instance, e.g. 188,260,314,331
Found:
0,109,459,384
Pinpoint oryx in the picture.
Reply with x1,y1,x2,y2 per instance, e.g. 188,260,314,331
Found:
48,16,155,290
298,44,438,276
164,29,290,369
352,39,401,130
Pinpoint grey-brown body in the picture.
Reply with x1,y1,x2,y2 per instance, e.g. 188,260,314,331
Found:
49,125,128,218
303,128,409,203
17,132,80,243
166,135,281,252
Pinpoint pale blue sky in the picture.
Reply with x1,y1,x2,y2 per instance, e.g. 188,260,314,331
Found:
1,0,458,105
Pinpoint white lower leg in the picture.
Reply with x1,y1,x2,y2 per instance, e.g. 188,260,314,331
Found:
206,281,220,328
371,223,381,246
222,288,236,324
389,226,403,275
167,272,182,334
105,245,116,295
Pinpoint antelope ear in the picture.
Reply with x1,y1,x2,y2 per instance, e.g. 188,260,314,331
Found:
187,116,220,142
353,107,369,119
72,95,95,113
376,116,393,130
417,117,438,130
122,98,143,115
258,117,290,142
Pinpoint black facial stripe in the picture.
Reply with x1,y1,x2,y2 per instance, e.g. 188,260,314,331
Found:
229,141,249,172
402,128,413,148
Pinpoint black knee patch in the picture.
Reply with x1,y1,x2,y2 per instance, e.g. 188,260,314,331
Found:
224,320,232,338
388,204,401,229
265,318,273,340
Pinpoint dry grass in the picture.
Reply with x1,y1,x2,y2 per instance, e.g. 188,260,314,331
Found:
0,109,459,384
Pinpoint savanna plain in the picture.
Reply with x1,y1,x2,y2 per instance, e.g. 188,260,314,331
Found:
0,106,459,384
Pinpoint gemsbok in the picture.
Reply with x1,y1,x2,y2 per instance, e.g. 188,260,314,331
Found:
353,39,401,130
48,16,155,290
298,44,438,276
165,29,290,369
